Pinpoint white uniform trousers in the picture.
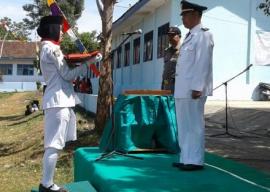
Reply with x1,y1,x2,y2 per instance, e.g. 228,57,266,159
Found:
175,96,207,165
44,107,76,150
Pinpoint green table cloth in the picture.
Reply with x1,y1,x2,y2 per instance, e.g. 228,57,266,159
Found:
99,94,179,153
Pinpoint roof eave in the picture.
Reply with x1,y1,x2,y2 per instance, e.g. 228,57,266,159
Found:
113,0,150,30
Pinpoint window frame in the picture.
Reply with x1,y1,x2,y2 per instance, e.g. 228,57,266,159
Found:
124,42,130,67
157,23,170,58
143,31,153,62
116,47,122,69
17,64,34,76
133,37,141,65
0,64,13,75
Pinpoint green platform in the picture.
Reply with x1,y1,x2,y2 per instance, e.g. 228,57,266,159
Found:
74,147,270,192
31,181,96,192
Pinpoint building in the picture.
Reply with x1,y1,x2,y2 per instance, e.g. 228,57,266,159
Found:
89,0,270,100
0,40,43,92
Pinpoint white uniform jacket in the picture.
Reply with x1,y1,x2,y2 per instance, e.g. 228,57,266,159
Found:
40,41,88,109
174,24,214,99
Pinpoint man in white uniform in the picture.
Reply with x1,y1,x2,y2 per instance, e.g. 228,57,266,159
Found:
37,16,101,192
172,0,214,171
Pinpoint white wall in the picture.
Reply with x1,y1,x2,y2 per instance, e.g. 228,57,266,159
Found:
0,82,37,92
77,93,97,113
0,61,44,92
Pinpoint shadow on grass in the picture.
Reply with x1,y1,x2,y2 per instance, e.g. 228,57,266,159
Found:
0,112,44,157
0,104,99,167
74,105,96,119
0,114,26,122
0,140,42,157
8,113,43,126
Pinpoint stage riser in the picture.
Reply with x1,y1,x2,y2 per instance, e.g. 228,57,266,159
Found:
74,147,270,192
31,181,96,192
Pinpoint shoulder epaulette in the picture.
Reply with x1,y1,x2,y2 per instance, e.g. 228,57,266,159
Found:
201,27,209,31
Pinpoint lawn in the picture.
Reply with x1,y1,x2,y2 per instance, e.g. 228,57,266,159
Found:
0,91,98,192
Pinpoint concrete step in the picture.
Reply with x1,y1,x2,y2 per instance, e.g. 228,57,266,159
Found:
31,181,96,192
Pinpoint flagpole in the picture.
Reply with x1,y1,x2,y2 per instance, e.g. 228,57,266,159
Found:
0,32,9,59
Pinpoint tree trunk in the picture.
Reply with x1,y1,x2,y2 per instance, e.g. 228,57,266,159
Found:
95,0,115,134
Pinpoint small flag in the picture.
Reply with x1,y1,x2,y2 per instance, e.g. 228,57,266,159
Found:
47,0,61,15
47,0,55,6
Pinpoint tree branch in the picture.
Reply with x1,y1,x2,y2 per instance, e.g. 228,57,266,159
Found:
96,0,103,17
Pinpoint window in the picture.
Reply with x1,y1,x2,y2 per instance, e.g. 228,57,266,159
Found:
116,47,122,68
133,37,140,64
124,42,130,67
157,23,170,58
0,64,12,75
17,64,34,76
144,31,153,62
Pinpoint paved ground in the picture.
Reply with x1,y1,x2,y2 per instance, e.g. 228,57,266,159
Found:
205,100,270,174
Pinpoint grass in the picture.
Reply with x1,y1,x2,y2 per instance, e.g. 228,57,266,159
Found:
0,91,99,192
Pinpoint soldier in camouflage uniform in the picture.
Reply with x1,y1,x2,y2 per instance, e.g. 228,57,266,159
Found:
161,26,181,94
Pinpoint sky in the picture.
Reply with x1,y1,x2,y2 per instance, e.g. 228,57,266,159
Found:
0,0,139,39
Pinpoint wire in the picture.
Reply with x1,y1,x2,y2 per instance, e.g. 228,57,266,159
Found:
205,163,270,191
115,5,130,8
115,0,137,9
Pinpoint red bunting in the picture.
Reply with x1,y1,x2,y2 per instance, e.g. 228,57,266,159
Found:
89,64,100,77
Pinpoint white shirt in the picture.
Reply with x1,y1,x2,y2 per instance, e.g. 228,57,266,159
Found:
40,41,88,109
174,24,214,99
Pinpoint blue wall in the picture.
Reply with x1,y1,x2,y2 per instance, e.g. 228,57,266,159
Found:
94,0,270,100
175,0,270,99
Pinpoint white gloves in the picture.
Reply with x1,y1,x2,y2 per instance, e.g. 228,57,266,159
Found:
88,53,102,64
95,53,103,62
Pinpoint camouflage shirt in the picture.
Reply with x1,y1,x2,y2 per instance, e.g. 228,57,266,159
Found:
161,42,180,93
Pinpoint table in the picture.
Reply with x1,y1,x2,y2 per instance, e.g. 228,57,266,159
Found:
99,94,179,153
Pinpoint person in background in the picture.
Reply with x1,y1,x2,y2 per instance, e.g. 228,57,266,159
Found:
32,103,39,112
173,0,214,171
85,78,93,94
161,26,181,94
73,76,81,92
25,104,33,116
37,15,101,192
76,77,92,94
79,77,87,93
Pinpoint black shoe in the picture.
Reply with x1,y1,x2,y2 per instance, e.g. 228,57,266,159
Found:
39,184,68,192
172,162,184,168
179,164,204,171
